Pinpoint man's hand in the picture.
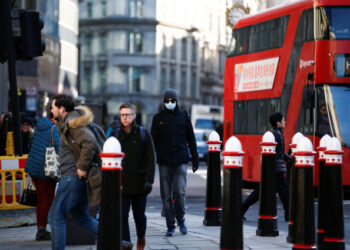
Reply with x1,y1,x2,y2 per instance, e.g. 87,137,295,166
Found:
77,169,87,179
144,181,153,195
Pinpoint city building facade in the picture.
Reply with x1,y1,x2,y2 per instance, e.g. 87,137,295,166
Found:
79,0,228,128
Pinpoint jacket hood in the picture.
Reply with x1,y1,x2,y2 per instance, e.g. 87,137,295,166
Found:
36,117,55,131
67,105,94,129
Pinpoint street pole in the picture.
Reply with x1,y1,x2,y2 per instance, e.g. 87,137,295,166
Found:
2,0,22,156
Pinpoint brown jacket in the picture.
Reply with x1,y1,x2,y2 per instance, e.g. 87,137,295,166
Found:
57,106,101,206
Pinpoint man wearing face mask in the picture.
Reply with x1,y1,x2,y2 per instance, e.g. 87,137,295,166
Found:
151,89,199,237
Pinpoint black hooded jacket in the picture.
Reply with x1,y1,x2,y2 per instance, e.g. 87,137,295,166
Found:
151,106,199,167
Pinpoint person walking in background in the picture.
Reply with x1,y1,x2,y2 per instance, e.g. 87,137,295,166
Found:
113,103,155,250
48,94,99,250
24,114,60,241
106,114,121,138
21,116,34,154
151,89,199,237
242,112,291,221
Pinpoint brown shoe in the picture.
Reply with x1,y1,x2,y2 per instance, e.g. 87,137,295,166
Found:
137,237,145,250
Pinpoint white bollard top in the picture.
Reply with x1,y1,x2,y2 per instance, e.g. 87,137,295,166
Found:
296,136,314,152
291,132,304,146
262,131,275,143
224,136,243,153
103,136,122,153
326,137,342,152
208,131,221,142
319,134,331,149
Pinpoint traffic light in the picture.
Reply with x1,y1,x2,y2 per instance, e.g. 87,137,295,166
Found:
16,10,45,60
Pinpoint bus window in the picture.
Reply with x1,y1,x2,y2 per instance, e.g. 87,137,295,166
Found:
315,86,331,137
326,85,350,147
295,9,314,44
296,87,314,135
316,7,350,40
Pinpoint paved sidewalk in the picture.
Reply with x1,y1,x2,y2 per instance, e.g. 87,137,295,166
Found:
0,210,295,250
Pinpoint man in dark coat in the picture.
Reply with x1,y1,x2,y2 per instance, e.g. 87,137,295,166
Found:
115,103,155,250
242,112,291,221
151,89,199,237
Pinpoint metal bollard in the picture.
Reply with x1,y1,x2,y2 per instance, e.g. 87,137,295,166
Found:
97,137,125,250
256,131,278,237
220,136,245,250
292,136,316,250
203,131,222,226
316,134,331,247
319,137,345,250
287,132,304,243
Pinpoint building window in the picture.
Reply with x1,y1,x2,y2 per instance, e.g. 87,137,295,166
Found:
170,38,176,60
87,2,92,18
99,67,107,92
180,68,187,96
84,67,92,93
191,38,197,63
169,68,176,89
181,38,187,61
191,69,196,97
128,67,142,92
100,33,107,53
130,0,143,18
128,32,143,53
161,35,167,58
160,67,167,92
86,34,92,54
101,1,107,17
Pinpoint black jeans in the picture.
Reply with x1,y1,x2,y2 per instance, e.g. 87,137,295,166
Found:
122,194,147,241
242,173,289,220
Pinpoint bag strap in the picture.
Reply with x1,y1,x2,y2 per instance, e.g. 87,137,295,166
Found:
50,125,56,147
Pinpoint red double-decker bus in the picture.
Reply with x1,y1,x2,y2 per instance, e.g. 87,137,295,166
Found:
223,0,350,187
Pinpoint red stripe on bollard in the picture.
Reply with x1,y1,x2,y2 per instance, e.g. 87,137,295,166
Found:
205,207,222,211
317,229,324,233
258,215,277,219
292,244,316,249
323,238,344,242
289,221,294,225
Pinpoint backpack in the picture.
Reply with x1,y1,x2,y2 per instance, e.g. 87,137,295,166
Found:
88,122,107,152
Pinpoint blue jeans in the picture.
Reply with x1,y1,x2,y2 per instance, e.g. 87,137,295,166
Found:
122,194,147,242
48,176,99,250
159,164,187,229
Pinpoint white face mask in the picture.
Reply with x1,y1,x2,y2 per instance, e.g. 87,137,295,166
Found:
165,102,176,110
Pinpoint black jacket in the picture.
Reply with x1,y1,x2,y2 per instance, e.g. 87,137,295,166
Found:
271,127,291,173
151,107,199,167
117,124,156,195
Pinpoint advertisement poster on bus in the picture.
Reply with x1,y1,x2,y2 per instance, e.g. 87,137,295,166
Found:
234,57,279,93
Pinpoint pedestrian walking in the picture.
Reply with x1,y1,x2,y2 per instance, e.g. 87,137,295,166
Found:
24,115,60,241
242,112,291,221
113,103,155,250
151,89,199,236
48,94,99,250
21,116,34,154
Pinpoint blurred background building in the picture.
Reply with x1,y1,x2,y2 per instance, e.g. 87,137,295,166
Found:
0,0,289,126
0,0,79,119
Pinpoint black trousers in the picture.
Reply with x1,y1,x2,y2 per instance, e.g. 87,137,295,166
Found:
242,173,289,220
122,194,147,241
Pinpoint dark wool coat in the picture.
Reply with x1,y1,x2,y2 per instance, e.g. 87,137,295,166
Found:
151,106,199,167
271,127,291,173
116,124,156,195
57,106,101,206
25,117,60,181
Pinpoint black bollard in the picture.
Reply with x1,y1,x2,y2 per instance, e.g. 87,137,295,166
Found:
220,136,245,250
256,131,278,237
292,137,316,250
319,137,345,250
316,134,331,248
287,132,303,243
203,131,222,226
97,138,125,250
